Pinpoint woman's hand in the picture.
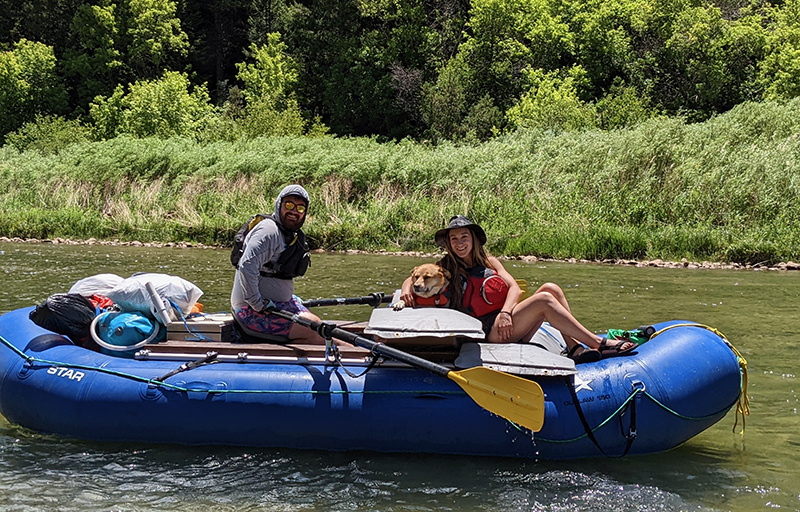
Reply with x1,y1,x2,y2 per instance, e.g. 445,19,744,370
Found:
494,310,514,342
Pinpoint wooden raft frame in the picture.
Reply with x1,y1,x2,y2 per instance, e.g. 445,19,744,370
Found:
148,316,460,364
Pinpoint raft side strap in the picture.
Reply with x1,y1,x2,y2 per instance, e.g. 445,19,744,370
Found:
650,322,749,434
565,375,640,458
154,351,219,382
324,334,380,379
616,382,641,457
333,344,380,379
533,383,742,445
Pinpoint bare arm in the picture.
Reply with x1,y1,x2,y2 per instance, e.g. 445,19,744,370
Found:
399,276,416,307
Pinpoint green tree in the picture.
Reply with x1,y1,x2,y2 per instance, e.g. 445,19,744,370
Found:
284,0,450,138
235,34,325,137
760,0,800,100
421,55,470,142
63,1,123,110
595,81,657,129
121,0,189,80
89,70,215,139
662,4,765,117
236,35,298,107
457,0,574,110
506,66,596,132
0,39,68,140
0,0,85,53
562,0,654,97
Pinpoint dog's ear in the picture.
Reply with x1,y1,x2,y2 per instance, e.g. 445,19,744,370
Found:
441,267,451,280
409,266,419,277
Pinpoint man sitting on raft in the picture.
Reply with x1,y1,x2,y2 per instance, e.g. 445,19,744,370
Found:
400,215,635,363
230,185,324,344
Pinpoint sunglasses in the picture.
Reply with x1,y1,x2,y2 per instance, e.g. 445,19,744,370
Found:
283,201,307,213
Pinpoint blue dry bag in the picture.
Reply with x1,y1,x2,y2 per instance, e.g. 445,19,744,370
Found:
93,311,161,357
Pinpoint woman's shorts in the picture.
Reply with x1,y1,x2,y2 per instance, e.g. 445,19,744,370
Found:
479,310,501,336
233,296,309,338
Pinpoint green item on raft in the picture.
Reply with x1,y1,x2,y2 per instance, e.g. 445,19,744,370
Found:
606,328,652,345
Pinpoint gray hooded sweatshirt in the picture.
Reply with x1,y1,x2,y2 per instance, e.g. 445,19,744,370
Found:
230,185,310,310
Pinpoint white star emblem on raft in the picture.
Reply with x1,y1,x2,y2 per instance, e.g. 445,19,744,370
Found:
573,376,594,392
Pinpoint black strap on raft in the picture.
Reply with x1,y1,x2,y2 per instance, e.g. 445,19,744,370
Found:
326,341,381,378
154,351,219,382
565,375,638,458
618,385,640,455
312,319,380,378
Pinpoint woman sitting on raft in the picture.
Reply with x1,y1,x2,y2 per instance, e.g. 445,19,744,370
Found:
400,215,635,363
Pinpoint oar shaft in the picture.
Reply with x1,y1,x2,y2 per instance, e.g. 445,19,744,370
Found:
302,293,392,308
268,308,449,377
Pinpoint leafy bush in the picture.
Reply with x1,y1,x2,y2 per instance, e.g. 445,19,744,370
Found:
4,115,91,154
235,35,327,137
0,40,68,140
506,66,596,131
89,71,216,139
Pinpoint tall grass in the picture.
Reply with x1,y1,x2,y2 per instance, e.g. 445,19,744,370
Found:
2,100,800,263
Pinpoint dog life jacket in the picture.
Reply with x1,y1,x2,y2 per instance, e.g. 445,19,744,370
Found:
461,266,509,318
415,288,450,307
231,213,310,280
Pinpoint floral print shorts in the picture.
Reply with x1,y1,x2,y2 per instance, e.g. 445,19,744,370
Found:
233,296,309,338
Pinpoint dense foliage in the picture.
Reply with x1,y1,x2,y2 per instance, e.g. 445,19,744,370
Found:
2,100,799,264
2,0,800,143
3,1,800,263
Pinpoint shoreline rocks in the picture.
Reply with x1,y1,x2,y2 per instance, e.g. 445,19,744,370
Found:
2,236,798,271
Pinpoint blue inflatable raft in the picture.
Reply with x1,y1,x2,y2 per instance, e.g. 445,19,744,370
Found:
0,306,746,459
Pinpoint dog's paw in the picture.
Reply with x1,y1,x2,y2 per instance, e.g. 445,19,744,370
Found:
392,300,407,311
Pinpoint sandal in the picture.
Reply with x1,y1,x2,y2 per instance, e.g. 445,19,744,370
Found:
567,344,601,364
598,336,636,358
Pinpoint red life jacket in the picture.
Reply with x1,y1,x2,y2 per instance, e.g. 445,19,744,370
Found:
414,288,450,307
462,266,509,318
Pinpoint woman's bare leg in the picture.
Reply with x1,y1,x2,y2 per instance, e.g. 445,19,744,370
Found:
488,292,603,347
534,282,571,313
530,282,582,347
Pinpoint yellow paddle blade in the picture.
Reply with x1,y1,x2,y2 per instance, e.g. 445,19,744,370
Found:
516,278,529,300
447,366,545,432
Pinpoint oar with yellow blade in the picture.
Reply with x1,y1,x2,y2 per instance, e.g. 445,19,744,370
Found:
267,304,545,432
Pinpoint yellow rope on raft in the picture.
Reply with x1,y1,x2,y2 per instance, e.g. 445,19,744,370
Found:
649,323,749,435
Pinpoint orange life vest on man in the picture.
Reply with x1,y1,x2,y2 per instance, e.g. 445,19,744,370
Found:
461,266,509,318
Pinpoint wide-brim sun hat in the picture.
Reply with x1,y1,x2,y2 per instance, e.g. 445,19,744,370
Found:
434,215,487,248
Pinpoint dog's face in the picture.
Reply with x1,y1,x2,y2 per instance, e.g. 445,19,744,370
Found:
410,263,451,298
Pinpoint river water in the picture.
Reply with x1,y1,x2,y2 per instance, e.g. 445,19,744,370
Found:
0,242,797,511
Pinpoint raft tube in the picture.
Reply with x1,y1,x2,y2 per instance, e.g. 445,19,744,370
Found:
0,307,744,459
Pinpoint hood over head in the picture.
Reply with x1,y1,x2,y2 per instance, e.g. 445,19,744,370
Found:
273,185,310,227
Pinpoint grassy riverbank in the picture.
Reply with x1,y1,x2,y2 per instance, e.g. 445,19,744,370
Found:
2,100,800,264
